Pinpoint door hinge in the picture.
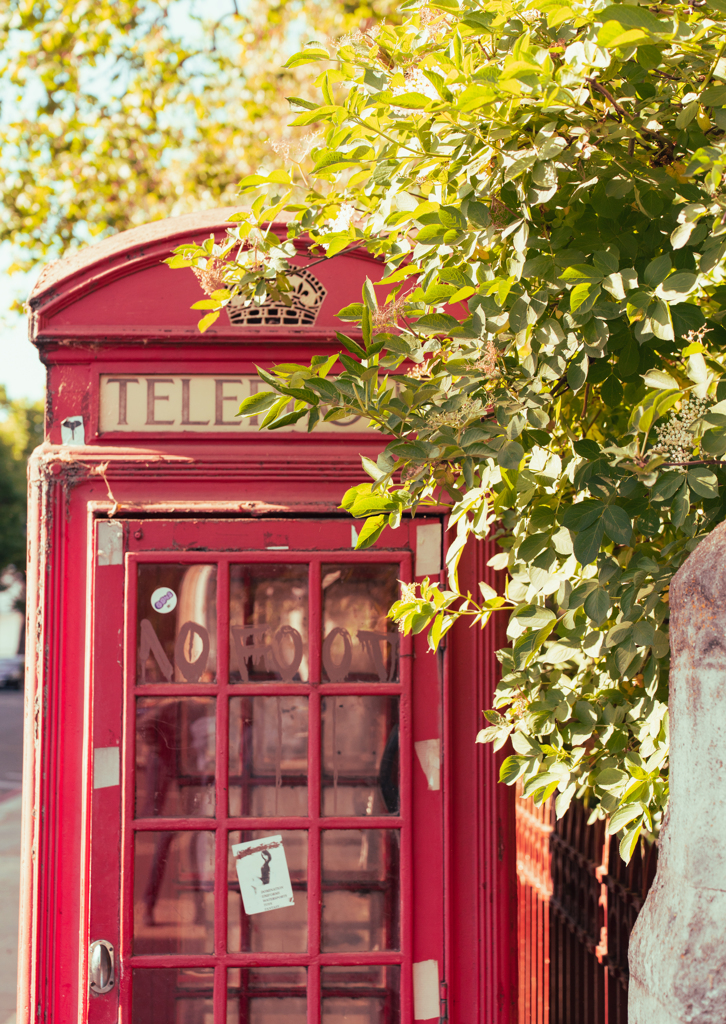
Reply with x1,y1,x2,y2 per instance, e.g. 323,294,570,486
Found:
439,980,449,1023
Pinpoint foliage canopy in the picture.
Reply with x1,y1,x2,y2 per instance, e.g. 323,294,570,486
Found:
0,0,388,270
172,0,726,860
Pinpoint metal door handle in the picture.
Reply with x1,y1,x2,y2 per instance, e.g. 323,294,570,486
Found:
89,939,114,994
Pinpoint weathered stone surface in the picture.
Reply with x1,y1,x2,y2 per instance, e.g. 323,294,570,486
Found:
630,521,726,1023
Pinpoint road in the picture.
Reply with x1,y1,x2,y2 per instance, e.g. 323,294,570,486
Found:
0,690,24,1024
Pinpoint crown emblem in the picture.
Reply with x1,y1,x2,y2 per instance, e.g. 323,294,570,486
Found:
227,268,327,327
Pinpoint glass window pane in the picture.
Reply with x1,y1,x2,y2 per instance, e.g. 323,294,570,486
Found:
133,968,214,1024
137,564,217,684
321,830,400,952
133,831,214,954
322,697,399,816
229,696,308,817
228,830,307,952
230,565,308,682
227,968,307,1024
322,966,400,1024
322,565,400,683
136,698,215,818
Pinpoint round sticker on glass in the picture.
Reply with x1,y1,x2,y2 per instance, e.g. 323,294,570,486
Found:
151,587,177,614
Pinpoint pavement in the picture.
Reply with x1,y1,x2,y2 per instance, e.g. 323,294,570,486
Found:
0,690,24,1024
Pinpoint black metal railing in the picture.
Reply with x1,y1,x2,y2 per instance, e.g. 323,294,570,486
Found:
516,788,658,1023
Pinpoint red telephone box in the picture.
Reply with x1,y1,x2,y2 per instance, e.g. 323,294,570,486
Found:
21,209,517,1024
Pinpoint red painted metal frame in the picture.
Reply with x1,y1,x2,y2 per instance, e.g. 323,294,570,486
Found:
115,541,417,1023
21,210,519,1024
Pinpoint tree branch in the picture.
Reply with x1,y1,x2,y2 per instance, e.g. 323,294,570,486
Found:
586,77,675,160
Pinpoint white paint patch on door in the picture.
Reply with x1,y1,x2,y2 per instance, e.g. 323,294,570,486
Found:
413,959,440,1020
97,520,123,566
414,739,441,791
415,523,442,576
93,747,120,789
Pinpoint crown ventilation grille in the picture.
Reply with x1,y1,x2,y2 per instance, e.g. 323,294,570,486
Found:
227,268,327,327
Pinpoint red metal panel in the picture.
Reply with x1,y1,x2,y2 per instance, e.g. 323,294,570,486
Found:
449,534,518,1024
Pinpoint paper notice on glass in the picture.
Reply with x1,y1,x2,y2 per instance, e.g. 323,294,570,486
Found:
232,834,295,915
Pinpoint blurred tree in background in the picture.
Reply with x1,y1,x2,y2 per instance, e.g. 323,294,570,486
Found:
0,0,393,276
0,388,43,571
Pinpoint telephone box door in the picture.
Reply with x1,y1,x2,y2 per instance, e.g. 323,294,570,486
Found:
88,516,445,1024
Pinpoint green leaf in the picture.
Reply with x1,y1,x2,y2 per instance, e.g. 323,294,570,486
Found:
659,272,698,301
584,587,610,625
198,310,220,333
562,499,604,532
601,375,624,407
688,466,719,498
567,351,589,393
573,439,601,459
596,767,628,790
570,282,602,314
499,755,527,785
335,331,364,360
597,4,669,35
498,440,524,469
391,91,434,108
559,264,604,283
467,201,491,228
672,481,689,527
633,621,655,647
337,303,365,320
284,47,331,68
651,471,684,502
267,408,308,430
644,254,672,287
676,100,699,130
289,104,339,125
619,823,643,862
355,515,387,549
641,369,678,390
602,505,632,545
574,519,605,565
414,313,460,334
575,700,599,726
608,803,644,834
237,391,278,418
702,85,726,106
617,340,640,379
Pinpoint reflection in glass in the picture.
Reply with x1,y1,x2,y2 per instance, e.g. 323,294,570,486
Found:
322,565,399,682
227,968,307,1024
321,830,400,952
137,564,217,684
229,696,308,817
136,698,216,817
230,566,308,682
133,831,215,954
228,830,307,952
133,968,214,1024
322,966,400,1024
321,697,399,816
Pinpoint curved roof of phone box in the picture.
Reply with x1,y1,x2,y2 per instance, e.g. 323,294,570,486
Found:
28,208,382,345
